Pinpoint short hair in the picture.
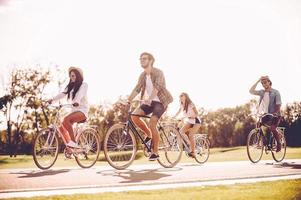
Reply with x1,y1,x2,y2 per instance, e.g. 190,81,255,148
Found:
261,78,272,86
140,52,155,66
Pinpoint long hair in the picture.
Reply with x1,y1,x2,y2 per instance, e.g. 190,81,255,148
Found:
64,69,83,100
180,92,193,113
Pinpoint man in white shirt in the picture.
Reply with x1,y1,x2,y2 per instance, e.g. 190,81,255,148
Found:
128,52,173,161
249,76,282,152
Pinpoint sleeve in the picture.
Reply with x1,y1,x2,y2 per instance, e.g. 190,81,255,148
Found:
73,83,88,104
132,73,144,94
153,70,165,91
275,90,282,105
52,87,67,102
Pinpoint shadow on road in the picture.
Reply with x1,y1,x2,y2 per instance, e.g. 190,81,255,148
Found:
10,169,70,178
97,167,182,183
272,162,301,170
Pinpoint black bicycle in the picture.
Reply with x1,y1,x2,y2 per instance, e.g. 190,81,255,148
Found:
103,101,183,170
247,113,286,163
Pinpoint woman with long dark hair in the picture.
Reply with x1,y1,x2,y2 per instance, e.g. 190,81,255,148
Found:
48,67,88,148
174,92,201,158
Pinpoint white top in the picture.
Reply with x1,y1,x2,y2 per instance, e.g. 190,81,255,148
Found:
145,74,160,102
258,92,269,114
181,103,200,124
52,82,89,118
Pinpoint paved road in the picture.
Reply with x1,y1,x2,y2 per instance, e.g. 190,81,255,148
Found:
1,159,301,198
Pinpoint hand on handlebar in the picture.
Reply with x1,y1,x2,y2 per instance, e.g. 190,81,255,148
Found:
72,103,79,107
46,99,53,104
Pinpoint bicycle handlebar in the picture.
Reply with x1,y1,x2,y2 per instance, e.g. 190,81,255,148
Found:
48,104,74,110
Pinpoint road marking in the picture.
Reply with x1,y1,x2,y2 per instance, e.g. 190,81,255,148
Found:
1,174,301,199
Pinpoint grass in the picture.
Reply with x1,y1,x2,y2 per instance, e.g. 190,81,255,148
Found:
0,147,300,169
5,179,301,200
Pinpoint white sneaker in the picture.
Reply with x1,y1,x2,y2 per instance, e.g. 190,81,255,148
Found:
67,141,80,148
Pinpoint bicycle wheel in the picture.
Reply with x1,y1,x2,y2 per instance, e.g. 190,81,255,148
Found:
247,128,264,163
75,128,100,168
272,131,286,162
33,128,59,170
194,134,210,164
157,125,183,168
104,124,137,170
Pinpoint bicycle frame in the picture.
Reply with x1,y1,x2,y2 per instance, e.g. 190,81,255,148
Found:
256,115,285,151
125,113,171,152
45,104,84,150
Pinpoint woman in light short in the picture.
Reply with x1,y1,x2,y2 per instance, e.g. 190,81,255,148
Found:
174,92,201,158
48,67,88,148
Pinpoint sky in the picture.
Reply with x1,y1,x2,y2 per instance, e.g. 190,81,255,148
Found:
0,0,300,116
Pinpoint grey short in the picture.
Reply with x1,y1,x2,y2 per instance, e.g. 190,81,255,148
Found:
140,101,166,119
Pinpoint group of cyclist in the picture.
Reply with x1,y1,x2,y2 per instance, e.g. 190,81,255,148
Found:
47,52,283,162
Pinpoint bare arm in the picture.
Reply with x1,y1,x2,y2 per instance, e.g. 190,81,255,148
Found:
249,78,261,95
173,107,182,118
189,105,198,118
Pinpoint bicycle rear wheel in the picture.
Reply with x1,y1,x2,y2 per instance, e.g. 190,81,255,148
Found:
272,130,286,162
104,124,137,170
157,125,183,168
33,128,59,170
247,128,264,163
194,134,210,164
75,128,100,168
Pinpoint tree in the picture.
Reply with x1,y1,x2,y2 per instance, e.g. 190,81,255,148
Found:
0,67,64,156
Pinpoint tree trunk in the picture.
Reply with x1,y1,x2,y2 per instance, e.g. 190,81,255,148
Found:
7,120,12,157
34,109,40,133
41,106,49,126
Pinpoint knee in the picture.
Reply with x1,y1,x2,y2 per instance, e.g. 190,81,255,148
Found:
149,118,158,130
131,115,139,123
62,117,72,126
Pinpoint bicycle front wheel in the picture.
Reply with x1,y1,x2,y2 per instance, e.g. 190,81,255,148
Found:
104,124,137,170
194,134,210,164
157,125,183,168
33,128,59,170
75,128,100,168
272,130,286,162
247,128,264,163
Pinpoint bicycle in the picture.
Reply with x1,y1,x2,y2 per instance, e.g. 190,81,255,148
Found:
170,119,210,164
103,101,183,170
247,113,286,163
32,104,100,170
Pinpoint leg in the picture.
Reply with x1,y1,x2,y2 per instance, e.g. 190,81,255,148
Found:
180,124,191,136
131,108,152,138
270,117,281,152
188,124,201,155
62,112,86,142
149,116,159,154
58,125,69,144
150,102,166,156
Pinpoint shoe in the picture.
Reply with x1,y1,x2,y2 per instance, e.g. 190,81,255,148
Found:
67,141,80,148
188,152,196,158
149,153,159,161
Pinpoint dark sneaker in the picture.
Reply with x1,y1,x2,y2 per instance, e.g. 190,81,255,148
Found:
188,152,196,158
149,154,159,161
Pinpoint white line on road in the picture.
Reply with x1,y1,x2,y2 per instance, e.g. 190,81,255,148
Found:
1,174,301,199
